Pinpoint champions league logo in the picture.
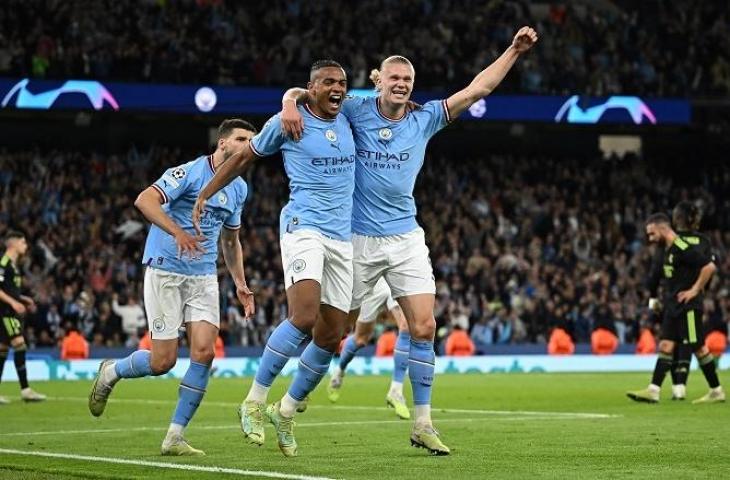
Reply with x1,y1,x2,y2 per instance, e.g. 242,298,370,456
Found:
325,129,337,142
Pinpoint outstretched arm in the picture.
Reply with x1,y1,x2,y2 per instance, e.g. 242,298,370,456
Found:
281,88,309,141
220,227,255,317
446,26,538,119
193,147,257,234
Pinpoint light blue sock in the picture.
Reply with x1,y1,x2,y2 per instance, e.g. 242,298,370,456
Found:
114,350,154,378
393,331,410,383
254,320,307,387
408,339,435,406
171,361,210,428
338,335,361,371
288,342,333,401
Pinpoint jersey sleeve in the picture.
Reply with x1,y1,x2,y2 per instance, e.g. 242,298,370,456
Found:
340,95,367,121
224,183,247,230
151,162,196,204
420,99,452,139
250,114,286,157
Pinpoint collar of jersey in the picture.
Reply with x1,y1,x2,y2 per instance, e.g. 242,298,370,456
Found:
303,103,336,122
206,154,216,174
376,97,407,122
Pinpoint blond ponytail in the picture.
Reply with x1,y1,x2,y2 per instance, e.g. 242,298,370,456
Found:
369,68,381,86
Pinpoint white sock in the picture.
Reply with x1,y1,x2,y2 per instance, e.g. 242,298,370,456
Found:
414,405,431,426
712,386,724,393
166,423,184,438
389,381,404,397
103,362,120,385
279,393,299,418
648,384,661,393
245,381,270,403
333,366,343,378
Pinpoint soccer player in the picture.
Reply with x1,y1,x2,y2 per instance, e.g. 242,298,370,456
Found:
281,27,538,455
644,203,710,400
88,119,257,456
328,277,412,420
627,205,725,404
193,60,356,457
0,230,46,404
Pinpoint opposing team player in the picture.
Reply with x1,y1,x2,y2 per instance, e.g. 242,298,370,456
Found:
281,27,538,455
0,231,46,404
627,204,724,404
328,278,412,420
193,60,356,457
88,119,256,456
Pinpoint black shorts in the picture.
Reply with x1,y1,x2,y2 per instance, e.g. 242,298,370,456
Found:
0,315,24,343
661,308,704,346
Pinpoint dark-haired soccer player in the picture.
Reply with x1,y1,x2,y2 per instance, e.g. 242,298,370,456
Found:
194,60,356,457
89,118,256,455
280,27,538,455
627,205,724,404
0,230,46,404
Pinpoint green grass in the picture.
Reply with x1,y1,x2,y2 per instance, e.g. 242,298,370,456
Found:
0,371,728,479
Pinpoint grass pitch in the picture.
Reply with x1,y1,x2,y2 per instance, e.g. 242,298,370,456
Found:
0,370,728,479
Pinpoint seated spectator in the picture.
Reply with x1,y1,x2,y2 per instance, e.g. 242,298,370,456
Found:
548,327,575,355
470,316,493,354
60,323,89,360
445,326,475,356
705,331,727,359
635,327,657,355
376,327,397,357
591,327,619,355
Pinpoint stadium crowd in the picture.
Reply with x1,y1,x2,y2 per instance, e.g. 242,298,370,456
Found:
1,0,729,96
0,146,728,353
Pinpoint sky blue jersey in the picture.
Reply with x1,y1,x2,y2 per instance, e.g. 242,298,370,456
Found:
342,96,451,236
250,104,356,241
142,155,248,276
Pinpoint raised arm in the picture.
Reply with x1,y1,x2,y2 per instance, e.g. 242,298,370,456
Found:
220,227,255,318
193,147,257,234
446,26,538,118
281,87,309,141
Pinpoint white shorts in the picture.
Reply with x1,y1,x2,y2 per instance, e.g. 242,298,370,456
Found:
144,267,220,340
359,277,399,323
351,227,436,310
280,229,354,313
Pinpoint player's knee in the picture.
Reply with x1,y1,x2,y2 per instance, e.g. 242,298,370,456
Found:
410,316,436,340
355,333,371,347
190,346,215,365
10,337,26,349
694,345,710,357
658,340,674,354
289,310,318,334
150,355,176,374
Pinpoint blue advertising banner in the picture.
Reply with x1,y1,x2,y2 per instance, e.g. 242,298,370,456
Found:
0,77,691,125
5,355,726,382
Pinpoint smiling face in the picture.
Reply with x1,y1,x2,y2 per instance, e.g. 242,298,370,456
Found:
308,66,347,118
376,59,415,107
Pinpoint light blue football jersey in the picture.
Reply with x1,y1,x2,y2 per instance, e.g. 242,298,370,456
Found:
142,155,248,276
342,96,451,236
250,104,356,241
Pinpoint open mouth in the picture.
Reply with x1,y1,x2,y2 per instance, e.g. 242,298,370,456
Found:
392,89,408,99
328,94,342,108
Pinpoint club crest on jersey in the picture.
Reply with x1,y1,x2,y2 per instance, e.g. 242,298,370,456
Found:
152,318,165,333
378,128,393,140
172,167,186,179
291,259,306,273
217,192,227,205
325,129,337,142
